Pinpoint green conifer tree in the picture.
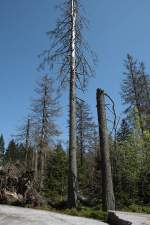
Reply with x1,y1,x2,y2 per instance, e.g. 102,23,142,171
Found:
5,139,17,162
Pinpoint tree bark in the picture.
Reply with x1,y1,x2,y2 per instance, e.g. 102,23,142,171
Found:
33,148,38,181
25,118,30,169
96,88,115,211
68,0,78,208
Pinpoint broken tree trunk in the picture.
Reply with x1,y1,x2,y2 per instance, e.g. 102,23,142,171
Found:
96,88,115,211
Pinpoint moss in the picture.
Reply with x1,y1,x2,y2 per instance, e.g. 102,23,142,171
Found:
35,205,107,222
123,204,150,214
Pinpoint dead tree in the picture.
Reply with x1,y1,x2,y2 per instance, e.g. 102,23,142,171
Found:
40,0,95,208
96,88,115,211
14,117,33,170
76,99,84,166
32,75,60,190
24,118,31,168
122,54,145,134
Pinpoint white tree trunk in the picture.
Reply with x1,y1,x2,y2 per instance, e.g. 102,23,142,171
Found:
68,0,78,208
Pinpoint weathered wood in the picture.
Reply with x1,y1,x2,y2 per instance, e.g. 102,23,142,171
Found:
68,0,78,208
96,88,115,211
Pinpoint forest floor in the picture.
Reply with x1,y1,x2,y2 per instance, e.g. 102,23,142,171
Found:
0,205,108,225
113,211,150,225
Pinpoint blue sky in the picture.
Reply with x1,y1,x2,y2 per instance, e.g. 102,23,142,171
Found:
0,0,150,146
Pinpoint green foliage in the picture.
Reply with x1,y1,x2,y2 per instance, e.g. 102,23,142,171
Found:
5,139,17,162
112,128,144,207
36,205,107,222
117,119,131,142
61,207,107,221
44,144,67,203
78,152,100,198
112,109,150,208
123,204,150,214
5,140,27,163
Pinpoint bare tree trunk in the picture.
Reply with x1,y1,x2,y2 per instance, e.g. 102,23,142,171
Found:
78,101,84,166
80,119,84,166
25,118,30,169
33,147,38,182
39,147,47,190
40,0,94,208
96,88,115,211
68,0,78,208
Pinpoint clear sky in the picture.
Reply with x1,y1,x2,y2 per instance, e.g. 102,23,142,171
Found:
0,0,150,146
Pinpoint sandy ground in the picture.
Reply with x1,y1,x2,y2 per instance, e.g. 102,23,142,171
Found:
0,205,108,225
115,211,150,225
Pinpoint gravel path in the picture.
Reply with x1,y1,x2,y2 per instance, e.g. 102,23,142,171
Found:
115,211,150,225
0,205,108,225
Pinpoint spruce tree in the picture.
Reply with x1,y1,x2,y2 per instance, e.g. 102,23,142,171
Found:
117,119,131,142
5,139,17,162
40,0,95,207
121,54,150,134
45,144,67,202
32,74,60,189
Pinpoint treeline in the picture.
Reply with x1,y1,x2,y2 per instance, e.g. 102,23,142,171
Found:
111,54,150,208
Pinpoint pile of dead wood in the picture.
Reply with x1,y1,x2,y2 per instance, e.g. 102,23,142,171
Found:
0,163,47,207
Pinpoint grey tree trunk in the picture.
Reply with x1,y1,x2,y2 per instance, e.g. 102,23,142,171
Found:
40,0,94,208
96,88,115,211
79,110,84,166
33,147,38,181
77,101,84,166
68,0,78,208
25,118,30,169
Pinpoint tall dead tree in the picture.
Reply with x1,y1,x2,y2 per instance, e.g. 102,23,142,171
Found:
40,0,95,208
68,0,78,207
122,54,145,134
121,54,150,134
32,75,60,189
96,88,115,211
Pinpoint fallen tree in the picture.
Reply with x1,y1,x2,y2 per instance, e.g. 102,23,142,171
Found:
0,163,47,207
